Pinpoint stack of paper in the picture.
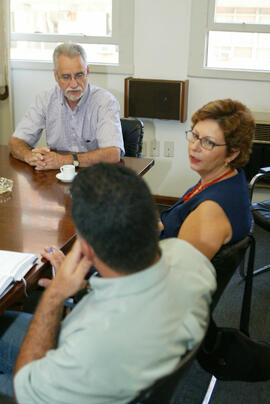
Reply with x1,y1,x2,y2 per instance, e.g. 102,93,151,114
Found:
0,250,37,297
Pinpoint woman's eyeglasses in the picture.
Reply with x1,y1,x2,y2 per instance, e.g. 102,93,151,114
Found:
185,130,226,151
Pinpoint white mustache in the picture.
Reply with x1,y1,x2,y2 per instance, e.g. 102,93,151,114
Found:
64,86,84,101
65,86,83,94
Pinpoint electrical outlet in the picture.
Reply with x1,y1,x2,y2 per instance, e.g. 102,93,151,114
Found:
164,141,174,157
150,140,160,157
142,141,147,156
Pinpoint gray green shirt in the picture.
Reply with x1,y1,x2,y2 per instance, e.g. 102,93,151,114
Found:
14,238,216,404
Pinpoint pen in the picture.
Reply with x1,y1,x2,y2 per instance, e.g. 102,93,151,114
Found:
50,247,56,278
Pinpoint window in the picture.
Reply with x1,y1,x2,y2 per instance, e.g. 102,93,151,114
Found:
188,0,270,81
10,0,134,74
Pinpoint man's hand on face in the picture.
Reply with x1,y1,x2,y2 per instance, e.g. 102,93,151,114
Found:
45,240,91,301
34,150,66,170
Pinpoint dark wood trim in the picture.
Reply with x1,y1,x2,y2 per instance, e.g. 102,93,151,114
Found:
181,80,189,123
124,77,132,117
121,156,154,176
153,194,178,206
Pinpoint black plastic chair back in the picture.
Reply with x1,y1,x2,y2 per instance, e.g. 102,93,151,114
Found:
121,118,144,157
211,235,252,309
128,344,200,404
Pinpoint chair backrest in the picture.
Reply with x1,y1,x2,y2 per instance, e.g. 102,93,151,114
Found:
210,235,252,309
128,343,200,404
121,117,144,157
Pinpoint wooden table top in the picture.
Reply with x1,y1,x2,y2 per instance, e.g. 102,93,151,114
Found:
0,146,154,312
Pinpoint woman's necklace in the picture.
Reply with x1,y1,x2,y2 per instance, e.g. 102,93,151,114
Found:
183,168,235,203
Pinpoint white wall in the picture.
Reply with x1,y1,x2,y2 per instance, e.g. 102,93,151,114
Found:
9,0,270,201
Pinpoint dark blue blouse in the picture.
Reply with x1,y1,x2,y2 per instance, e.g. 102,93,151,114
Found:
160,168,252,244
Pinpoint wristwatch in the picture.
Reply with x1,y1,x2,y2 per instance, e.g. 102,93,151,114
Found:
72,153,79,167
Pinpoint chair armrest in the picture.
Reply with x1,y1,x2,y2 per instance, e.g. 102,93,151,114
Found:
249,168,270,201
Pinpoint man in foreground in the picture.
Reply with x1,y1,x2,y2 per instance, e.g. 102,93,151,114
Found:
8,163,216,403
9,43,124,170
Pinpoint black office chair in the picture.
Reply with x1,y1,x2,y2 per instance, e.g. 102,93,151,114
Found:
197,234,255,400
210,235,254,310
199,234,256,404
120,117,144,157
155,202,255,403
128,343,201,404
155,197,257,402
248,166,270,276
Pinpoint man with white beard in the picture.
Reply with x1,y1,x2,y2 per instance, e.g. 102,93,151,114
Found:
9,43,124,170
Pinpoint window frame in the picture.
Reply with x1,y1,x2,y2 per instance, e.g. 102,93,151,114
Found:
10,0,134,75
188,0,270,81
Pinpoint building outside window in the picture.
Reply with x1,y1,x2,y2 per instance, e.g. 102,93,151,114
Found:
10,0,133,74
189,0,270,81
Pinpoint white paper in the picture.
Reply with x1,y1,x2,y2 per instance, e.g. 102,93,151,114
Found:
0,250,37,297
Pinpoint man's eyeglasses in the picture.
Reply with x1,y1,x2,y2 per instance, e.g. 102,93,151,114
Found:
185,130,227,151
58,71,87,83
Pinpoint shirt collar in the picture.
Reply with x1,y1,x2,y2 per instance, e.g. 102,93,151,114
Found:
90,251,168,300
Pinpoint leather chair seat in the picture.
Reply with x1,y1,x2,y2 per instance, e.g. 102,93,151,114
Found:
252,200,270,231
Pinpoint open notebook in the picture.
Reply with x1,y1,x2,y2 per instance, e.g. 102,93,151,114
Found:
0,250,37,298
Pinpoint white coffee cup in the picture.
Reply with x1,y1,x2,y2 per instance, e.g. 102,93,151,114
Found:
60,165,76,179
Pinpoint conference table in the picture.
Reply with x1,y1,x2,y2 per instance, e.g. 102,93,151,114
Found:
0,146,154,313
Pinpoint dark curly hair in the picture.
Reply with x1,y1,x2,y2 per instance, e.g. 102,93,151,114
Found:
191,99,255,169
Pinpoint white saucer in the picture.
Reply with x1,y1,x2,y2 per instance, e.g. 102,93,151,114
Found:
56,172,77,183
